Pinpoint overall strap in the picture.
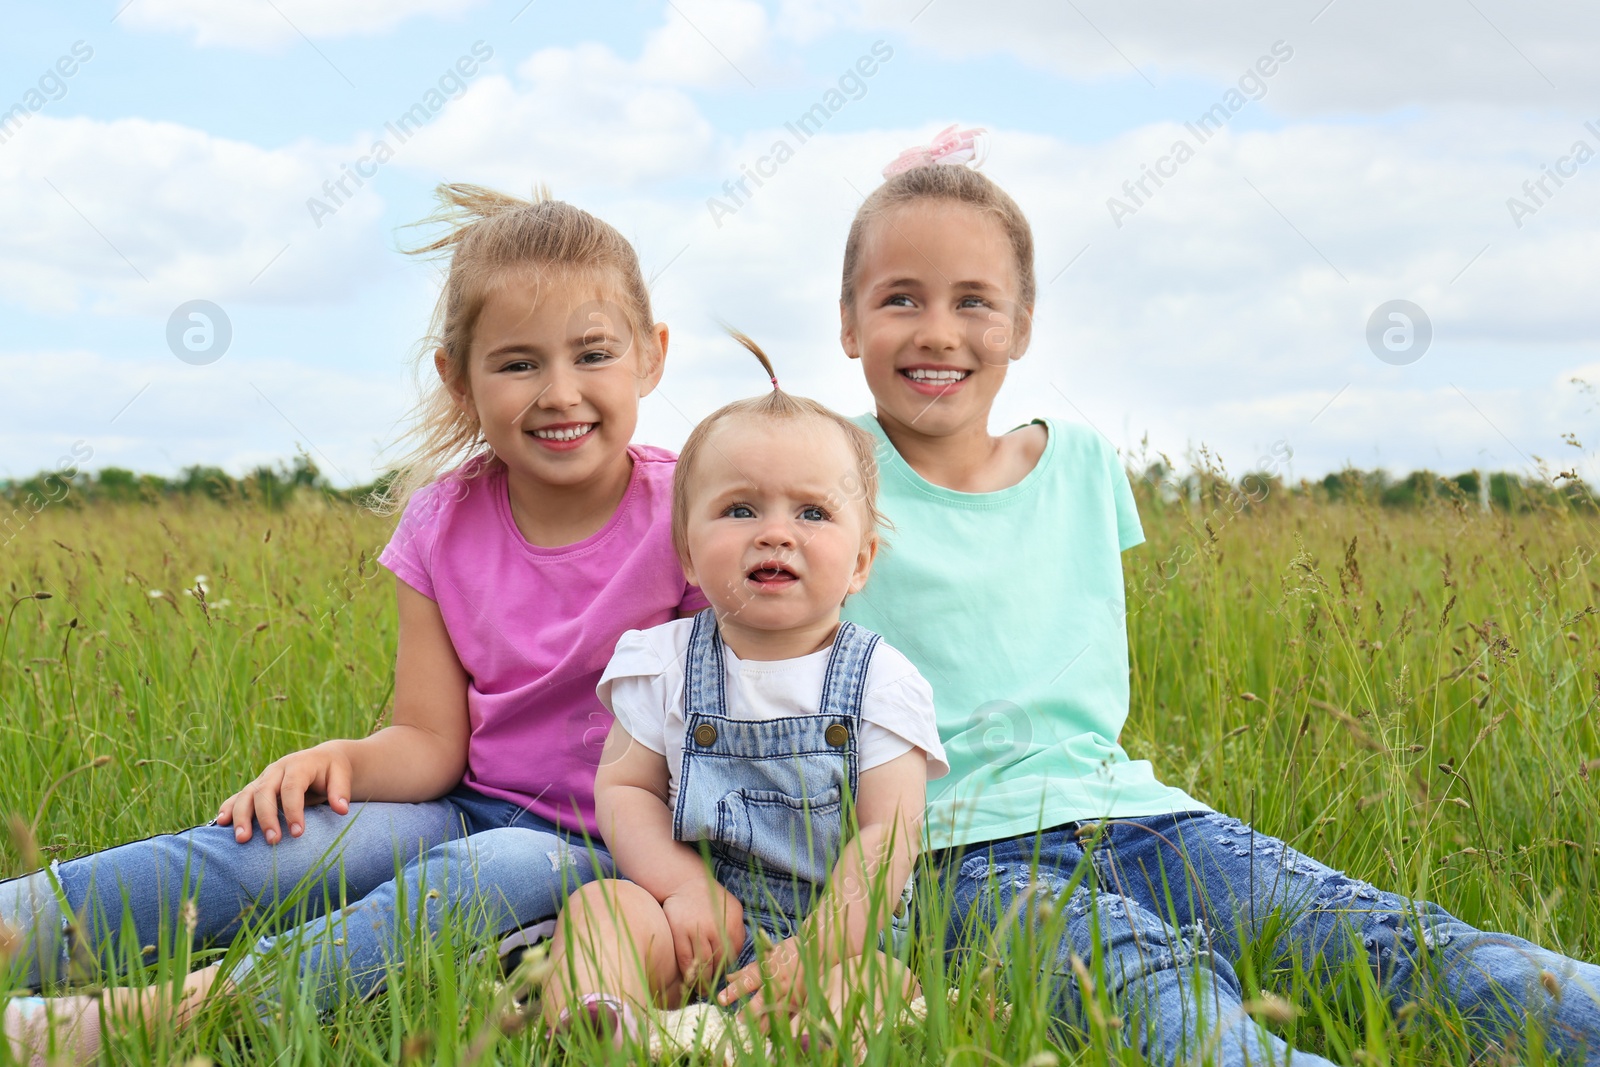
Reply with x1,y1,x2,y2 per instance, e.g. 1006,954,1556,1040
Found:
680,608,725,718
672,608,725,840
818,621,880,723
817,621,880,795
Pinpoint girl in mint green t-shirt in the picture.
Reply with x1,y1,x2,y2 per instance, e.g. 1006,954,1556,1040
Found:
835,142,1600,1065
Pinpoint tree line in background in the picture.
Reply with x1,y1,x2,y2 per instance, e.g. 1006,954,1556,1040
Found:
0,453,391,511
0,452,1594,514
1134,460,1595,515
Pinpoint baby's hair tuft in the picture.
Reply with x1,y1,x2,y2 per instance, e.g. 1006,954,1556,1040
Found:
723,325,780,390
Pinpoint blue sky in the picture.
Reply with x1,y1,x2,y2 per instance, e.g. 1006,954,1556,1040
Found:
3,0,1596,486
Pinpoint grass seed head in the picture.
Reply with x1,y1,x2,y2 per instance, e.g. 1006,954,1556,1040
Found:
1242,993,1298,1024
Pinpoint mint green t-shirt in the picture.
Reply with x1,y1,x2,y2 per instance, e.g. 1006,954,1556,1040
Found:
841,415,1207,850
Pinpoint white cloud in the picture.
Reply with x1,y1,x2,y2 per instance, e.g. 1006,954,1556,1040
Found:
774,0,845,44
822,0,1598,112
0,115,386,315
398,0,787,189
638,0,772,88
398,43,718,191
120,0,486,49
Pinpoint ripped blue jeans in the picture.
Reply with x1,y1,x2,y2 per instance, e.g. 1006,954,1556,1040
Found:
936,811,1600,1066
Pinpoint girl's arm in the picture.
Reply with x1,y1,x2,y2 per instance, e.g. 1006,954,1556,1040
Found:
718,748,928,1011
597,721,745,984
219,578,471,844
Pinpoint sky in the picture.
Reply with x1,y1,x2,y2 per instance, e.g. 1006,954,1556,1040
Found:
2,0,1597,488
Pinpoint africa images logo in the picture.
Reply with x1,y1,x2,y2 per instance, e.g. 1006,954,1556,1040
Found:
0,40,93,147
705,41,895,227
304,42,494,228
1105,40,1294,228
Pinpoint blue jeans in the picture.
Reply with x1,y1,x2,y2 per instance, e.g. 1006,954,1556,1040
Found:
0,786,611,1015
936,811,1600,1065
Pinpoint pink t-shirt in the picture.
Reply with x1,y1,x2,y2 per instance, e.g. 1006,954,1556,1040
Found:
378,446,705,836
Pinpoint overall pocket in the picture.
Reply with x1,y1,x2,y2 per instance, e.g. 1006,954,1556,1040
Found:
715,786,844,887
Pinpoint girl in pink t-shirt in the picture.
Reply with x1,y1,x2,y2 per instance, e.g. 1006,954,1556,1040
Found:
3,184,703,1063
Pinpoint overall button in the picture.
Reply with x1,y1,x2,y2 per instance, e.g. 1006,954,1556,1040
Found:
825,723,850,748
693,723,718,747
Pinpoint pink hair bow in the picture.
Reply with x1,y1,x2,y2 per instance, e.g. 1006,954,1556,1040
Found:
881,124,988,178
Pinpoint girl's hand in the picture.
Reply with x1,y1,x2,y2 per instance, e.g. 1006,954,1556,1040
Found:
719,935,806,1018
215,743,353,845
661,880,744,990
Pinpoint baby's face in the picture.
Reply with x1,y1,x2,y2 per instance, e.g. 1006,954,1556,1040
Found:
680,415,875,639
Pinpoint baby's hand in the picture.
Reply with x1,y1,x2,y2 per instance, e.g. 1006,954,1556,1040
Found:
661,881,743,990
215,743,352,845
719,935,806,1018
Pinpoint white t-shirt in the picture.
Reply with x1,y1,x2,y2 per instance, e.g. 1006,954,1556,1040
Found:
598,618,949,808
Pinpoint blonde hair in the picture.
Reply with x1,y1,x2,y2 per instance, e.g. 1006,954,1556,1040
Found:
672,331,884,563
373,183,656,513
840,163,1036,312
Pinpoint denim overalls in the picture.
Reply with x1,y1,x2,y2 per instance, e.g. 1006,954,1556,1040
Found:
671,609,883,971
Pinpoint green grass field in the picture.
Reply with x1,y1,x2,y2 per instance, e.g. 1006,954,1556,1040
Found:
0,478,1595,1064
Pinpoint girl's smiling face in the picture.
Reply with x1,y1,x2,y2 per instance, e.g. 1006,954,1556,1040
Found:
445,269,665,494
841,200,1031,440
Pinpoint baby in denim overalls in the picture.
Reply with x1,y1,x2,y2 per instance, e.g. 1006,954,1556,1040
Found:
542,336,948,1044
